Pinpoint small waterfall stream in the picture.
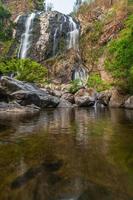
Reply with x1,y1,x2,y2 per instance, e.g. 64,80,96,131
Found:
18,12,36,59
68,16,79,50
73,67,87,81
53,28,58,55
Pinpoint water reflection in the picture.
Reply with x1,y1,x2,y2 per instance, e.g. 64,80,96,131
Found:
0,108,133,200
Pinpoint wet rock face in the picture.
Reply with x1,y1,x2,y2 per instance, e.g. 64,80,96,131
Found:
43,49,88,84
16,11,79,61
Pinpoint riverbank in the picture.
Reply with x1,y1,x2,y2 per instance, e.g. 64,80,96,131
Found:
0,76,133,113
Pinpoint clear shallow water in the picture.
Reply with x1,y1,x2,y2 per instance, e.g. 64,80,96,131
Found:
0,108,133,200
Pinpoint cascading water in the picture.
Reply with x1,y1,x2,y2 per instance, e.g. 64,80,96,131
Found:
18,12,36,59
67,16,79,50
72,66,88,84
53,28,58,55
73,67,87,81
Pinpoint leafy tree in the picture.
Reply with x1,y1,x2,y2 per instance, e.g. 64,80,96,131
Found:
0,58,48,84
87,73,111,92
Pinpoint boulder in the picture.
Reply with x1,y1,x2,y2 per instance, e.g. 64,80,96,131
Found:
74,88,97,107
61,92,75,104
98,90,112,106
1,76,39,93
11,90,41,106
58,99,73,108
39,94,60,108
1,77,60,108
109,89,128,108
49,89,62,98
124,96,133,109
11,89,60,108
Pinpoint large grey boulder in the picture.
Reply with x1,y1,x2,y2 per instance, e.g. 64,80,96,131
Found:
1,76,39,93
1,77,60,108
11,90,41,106
39,94,60,108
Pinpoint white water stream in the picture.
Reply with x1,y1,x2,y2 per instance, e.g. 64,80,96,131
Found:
53,28,58,55
68,16,79,50
18,13,36,59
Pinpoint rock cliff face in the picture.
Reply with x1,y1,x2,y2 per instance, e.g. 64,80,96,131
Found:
16,11,80,61
43,49,88,83
13,10,88,84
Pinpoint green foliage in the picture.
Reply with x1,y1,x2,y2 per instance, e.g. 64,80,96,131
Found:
0,3,13,41
0,58,48,84
105,14,133,93
33,0,44,10
68,79,82,94
90,21,103,44
87,73,111,92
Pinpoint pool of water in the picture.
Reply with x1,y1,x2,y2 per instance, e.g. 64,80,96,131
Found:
0,108,133,200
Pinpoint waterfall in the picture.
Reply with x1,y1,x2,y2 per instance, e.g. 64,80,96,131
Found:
18,12,36,59
68,16,79,50
72,67,88,83
53,28,58,55
17,0,88,83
